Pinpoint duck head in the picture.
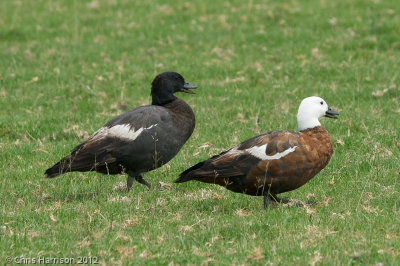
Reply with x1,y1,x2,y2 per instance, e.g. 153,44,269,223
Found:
297,96,339,131
151,72,197,105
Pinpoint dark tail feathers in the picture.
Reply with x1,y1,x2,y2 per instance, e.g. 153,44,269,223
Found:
175,150,232,183
44,155,74,178
174,161,206,183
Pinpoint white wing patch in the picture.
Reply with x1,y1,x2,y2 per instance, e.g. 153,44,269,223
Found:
246,144,297,160
93,123,158,141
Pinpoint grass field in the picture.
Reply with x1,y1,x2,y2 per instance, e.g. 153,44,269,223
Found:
1,0,399,264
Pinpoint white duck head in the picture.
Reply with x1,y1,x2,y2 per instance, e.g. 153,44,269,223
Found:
297,96,339,131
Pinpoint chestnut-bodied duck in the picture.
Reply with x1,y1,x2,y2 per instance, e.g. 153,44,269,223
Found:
175,96,338,208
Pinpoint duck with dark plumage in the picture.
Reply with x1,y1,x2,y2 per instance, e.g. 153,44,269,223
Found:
45,72,197,191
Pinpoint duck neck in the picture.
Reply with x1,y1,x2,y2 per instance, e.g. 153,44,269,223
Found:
151,92,177,105
297,117,321,131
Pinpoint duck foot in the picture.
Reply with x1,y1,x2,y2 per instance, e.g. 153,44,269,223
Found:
305,199,316,206
269,195,289,204
263,194,291,209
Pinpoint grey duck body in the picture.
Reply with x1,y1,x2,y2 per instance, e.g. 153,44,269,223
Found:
45,72,197,190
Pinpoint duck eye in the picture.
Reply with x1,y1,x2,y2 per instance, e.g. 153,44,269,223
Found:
320,101,323,105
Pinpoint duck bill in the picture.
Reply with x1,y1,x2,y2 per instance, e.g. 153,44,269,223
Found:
181,82,197,94
325,107,339,119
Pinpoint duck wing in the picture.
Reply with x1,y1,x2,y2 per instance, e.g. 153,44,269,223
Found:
175,130,302,183
45,105,171,177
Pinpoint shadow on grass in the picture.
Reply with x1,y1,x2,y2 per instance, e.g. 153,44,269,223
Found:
0,29,28,42
48,190,101,202
173,185,318,212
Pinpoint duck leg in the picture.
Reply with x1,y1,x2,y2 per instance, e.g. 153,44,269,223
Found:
263,195,270,209
135,175,152,189
127,174,135,191
126,172,151,191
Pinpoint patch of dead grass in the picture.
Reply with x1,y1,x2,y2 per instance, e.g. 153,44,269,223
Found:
116,246,136,258
247,247,264,261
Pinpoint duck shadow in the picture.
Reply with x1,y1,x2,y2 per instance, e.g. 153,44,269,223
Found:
49,191,101,202
276,198,317,208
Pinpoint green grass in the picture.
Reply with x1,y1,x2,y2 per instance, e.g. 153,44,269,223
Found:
1,0,399,264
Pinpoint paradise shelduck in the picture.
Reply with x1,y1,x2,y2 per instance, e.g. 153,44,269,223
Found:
45,72,197,190
175,96,339,208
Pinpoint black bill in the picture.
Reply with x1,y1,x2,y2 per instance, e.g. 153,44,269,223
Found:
325,107,339,119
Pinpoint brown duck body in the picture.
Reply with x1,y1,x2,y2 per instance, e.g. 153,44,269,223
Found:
176,126,333,197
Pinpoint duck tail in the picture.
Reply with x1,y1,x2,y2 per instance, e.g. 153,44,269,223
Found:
44,155,73,178
174,161,205,183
